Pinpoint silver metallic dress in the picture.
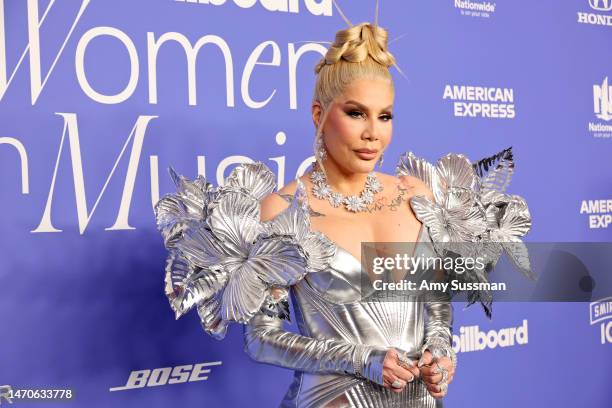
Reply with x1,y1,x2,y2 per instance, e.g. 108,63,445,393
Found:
154,148,532,408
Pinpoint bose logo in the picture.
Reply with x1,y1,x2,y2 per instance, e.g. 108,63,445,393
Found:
109,361,222,391
174,0,333,16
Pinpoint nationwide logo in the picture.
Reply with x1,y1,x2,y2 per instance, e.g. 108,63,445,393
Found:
173,0,333,15
443,84,515,119
588,77,612,138
454,0,496,18
109,361,222,391
590,297,612,344
452,320,528,353
580,199,612,229
577,0,612,27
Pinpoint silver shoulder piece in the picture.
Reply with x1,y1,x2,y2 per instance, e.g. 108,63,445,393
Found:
154,163,335,339
396,147,534,318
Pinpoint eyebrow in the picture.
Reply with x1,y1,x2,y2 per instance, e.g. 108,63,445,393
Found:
344,99,393,112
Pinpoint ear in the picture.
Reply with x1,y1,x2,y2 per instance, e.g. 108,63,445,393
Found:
312,101,322,129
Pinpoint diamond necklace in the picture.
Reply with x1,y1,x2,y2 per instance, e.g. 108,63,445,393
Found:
309,162,384,212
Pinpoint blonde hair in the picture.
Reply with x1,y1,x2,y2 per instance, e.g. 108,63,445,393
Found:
312,22,397,176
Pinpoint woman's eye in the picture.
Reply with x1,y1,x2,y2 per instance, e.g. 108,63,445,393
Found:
348,110,363,118
380,114,393,121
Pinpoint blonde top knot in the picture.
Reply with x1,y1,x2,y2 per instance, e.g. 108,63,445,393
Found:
314,22,396,74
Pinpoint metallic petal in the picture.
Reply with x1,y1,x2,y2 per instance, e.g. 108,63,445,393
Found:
168,166,215,217
264,179,337,272
154,195,193,247
435,153,479,192
410,195,450,243
164,249,228,318
302,232,337,272
264,181,311,240
249,235,307,286
472,147,514,194
395,150,437,191
197,293,229,340
222,162,277,200
178,220,233,267
502,240,535,281
221,261,268,323
499,196,532,238
207,192,264,256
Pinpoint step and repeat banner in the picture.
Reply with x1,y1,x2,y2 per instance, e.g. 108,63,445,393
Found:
0,0,611,407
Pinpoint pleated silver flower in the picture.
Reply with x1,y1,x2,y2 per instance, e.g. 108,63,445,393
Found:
154,162,335,339
396,147,533,317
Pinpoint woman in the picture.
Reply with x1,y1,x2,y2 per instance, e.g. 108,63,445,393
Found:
155,16,531,408
243,21,454,407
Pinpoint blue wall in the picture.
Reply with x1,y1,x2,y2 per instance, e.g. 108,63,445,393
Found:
0,1,610,406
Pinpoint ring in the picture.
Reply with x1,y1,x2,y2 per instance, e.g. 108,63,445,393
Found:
396,351,413,369
391,379,404,389
438,382,448,394
440,369,449,383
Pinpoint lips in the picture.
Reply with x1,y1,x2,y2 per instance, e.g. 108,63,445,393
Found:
354,149,378,160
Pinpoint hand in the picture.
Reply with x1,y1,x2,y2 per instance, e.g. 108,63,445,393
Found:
381,348,420,394
419,350,455,399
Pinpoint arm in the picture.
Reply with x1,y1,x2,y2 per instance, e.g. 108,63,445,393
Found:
420,288,456,366
402,175,457,366
243,288,389,385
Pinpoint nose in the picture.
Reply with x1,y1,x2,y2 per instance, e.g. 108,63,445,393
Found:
362,120,380,141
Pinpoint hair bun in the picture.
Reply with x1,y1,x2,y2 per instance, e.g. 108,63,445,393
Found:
315,22,396,74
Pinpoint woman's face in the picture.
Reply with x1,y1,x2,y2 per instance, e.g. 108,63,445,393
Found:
313,77,394,175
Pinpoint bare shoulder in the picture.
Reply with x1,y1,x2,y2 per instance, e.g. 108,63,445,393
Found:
395,174,435,201
259,178,300,222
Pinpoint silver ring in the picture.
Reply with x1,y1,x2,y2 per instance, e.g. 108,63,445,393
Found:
440,369,449,383
391,379,404,389
397,352,413,369
439,382,448,394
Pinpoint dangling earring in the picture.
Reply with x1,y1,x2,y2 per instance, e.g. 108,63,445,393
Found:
315,134,327,161
377,152,384,168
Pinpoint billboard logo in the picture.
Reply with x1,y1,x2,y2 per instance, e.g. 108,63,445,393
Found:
173,0,333,15
109,361,222,391
452,320,528,353
589,0,612,11
590,297,612,344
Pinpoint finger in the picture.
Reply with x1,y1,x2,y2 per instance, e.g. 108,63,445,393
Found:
390,364,416,384
418,350,433,367
426,382,448,399
384,376,406,394
421,372,442,384
394,350,421,378
396,361,420,380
